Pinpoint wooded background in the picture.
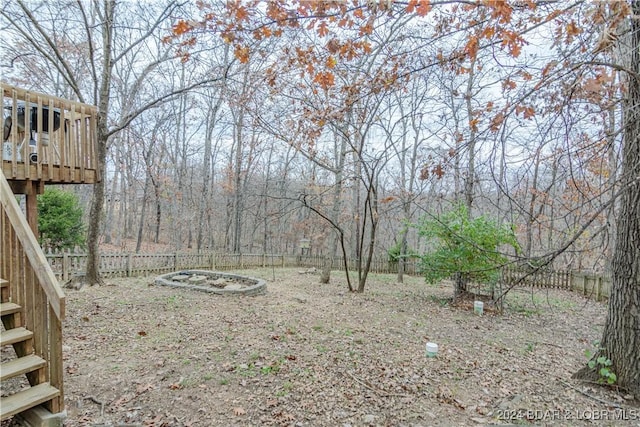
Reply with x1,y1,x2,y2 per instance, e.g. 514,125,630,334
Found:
1,2,623,276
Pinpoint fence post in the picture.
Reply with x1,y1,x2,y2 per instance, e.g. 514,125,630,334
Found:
210,253,216,270
126,253,132,277
62,253,69,282
263,253,266,268
174,252,178,271
597,276,603,302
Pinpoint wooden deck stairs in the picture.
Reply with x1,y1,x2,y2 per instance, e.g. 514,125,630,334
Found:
2,276,61,421
0,83,97,424
1,171,66,424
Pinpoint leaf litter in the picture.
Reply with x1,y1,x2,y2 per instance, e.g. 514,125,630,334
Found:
5,268,637,426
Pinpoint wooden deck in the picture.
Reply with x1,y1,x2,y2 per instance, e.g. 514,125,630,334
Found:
2,82,99,191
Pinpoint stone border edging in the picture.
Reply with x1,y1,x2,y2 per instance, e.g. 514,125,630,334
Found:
154,269,266,296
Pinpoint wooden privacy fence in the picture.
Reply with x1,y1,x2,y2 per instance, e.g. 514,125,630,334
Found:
501,265,611,301
46,251,611,301
45,252,419,281
567,271,612,302
501,266,571,290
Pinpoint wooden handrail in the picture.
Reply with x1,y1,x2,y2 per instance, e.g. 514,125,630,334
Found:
1,81,99,186
1,82,97,118
0,169,64,319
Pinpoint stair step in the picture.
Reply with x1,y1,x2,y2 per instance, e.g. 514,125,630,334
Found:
0,302,21,316
0,354,47,381
0,383,60,421
0,327,33,347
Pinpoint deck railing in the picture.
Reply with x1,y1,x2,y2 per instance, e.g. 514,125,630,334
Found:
1,82,98,185
0,170,65,413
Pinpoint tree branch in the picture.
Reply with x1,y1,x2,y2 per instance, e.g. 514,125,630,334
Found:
2,3,84,102
106,66,234,140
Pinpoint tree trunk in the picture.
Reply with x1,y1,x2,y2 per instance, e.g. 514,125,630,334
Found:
454,272,467,301
320,132,347,284
86,128,107,285
604,95,618,272
102,143,119,245
124,131,136,240
352,153,362,260
135,173,151,253
153,170,162,244
396,101,409,284
197,98,217,251
574,3,640,395
85,0,115,285
525,147,541,258
233,109,244,253
396,236,406,283
357,180,378,293
115,153,126,247
172,66,189,251
396,92,422,284
464,56,477,215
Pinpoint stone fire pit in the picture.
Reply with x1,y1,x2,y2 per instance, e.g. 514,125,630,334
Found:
154,270,266,296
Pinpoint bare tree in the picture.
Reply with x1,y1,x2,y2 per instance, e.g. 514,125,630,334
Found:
1,0,229,282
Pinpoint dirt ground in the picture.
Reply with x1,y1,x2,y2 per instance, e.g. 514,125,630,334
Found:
6,268,640,426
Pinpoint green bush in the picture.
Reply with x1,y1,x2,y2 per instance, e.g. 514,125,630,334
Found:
415,205,519,287
38,188,86,251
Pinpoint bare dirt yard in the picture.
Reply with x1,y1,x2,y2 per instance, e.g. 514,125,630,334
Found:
14,269,640,426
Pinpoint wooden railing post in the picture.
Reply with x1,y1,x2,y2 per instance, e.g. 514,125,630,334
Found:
48,306,63,413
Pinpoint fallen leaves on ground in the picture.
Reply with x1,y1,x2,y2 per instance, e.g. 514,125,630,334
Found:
10,269,634,427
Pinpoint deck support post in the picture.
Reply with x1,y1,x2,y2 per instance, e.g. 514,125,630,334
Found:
24,180,43,236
